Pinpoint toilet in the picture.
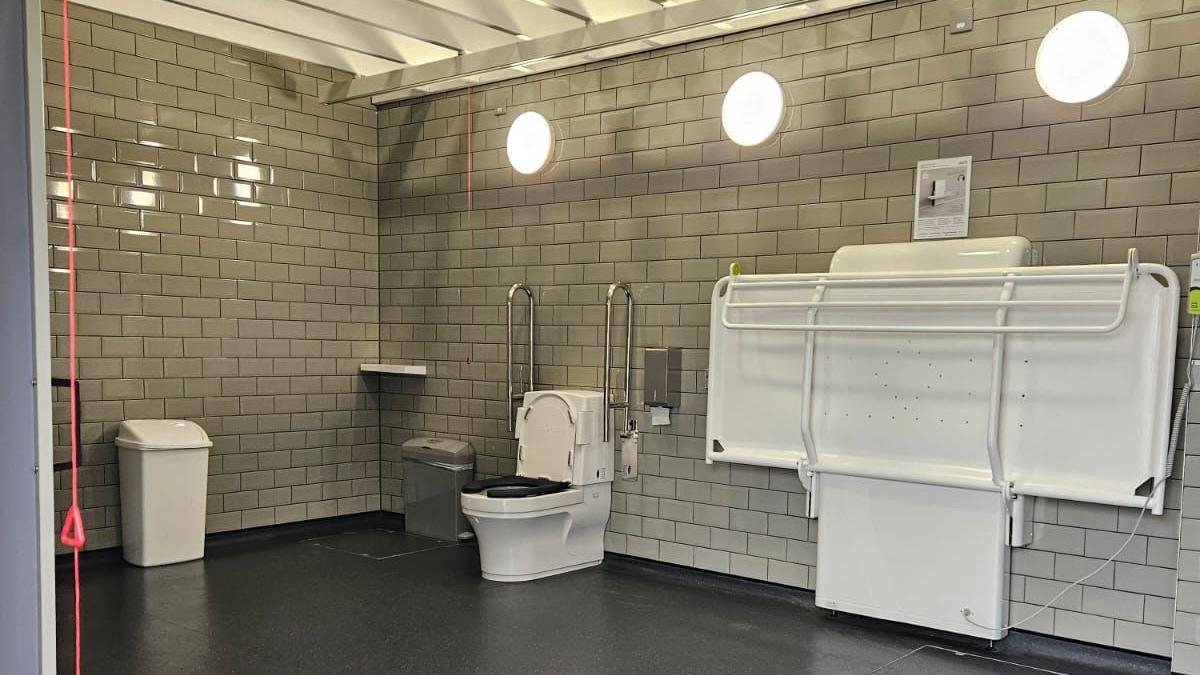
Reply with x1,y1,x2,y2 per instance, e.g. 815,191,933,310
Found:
461,390,613,582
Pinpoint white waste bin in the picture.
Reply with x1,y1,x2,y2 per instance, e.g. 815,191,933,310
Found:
116,420,212,567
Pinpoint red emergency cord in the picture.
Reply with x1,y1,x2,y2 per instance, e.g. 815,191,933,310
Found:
58,1,87,673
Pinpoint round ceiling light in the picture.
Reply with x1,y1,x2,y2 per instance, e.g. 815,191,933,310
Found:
1035,11,1129,104
506,111,554,174
721,71,785,147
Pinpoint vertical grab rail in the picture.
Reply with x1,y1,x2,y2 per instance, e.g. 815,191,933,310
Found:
604,282,635,442
506,283,535,432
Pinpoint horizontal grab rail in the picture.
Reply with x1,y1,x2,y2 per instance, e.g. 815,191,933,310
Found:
726,299,1122,309
721,249,1139,336
726,263,1131,285
727,272,1127,287
720,322,1128,334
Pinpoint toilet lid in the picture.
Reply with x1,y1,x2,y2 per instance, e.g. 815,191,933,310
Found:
517,395,575,483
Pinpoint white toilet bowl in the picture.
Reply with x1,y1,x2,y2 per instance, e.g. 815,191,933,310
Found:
461,390,613,582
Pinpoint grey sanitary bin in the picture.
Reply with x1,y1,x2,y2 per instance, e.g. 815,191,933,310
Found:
401,437,475,541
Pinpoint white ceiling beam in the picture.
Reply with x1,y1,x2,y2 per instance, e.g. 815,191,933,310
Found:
522,0,665,24
70,0,406,75
164,0,457,65
413,0,585,38
285,0,521,53
321,0,881,104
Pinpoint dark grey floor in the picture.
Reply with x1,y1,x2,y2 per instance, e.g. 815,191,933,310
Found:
57,514,1170,674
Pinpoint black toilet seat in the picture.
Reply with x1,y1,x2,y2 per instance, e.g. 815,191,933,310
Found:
461,475,571,499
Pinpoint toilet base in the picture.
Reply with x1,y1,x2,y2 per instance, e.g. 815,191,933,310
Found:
481,558,602,583
464,483,611,583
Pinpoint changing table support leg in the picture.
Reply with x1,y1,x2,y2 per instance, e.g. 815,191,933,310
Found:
985,276,1015,491
799,282,827,466
799,281,827,516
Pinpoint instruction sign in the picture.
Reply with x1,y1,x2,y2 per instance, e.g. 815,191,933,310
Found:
913,156,972,240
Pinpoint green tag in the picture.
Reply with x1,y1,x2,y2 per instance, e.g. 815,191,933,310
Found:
1190,288,1200,315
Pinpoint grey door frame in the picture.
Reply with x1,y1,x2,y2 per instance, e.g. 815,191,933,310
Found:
2,0,55,672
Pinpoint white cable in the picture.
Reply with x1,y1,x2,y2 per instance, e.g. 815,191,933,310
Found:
966,212,1200,634
1167,210,1200,477
962,478,1164,633
1167,314,1197,479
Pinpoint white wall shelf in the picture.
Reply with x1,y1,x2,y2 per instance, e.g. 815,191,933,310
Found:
359,364,427,376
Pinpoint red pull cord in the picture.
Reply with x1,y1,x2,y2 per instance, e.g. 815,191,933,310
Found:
58,1,86,673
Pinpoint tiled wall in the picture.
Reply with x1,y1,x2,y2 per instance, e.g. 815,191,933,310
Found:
36,0,1200,663
43,2,381,552
377,0,1200,658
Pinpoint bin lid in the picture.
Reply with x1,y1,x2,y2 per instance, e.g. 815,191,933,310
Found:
400,437,473,464
115,419,213,451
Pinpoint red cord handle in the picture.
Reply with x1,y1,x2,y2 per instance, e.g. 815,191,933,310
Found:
60,505,86,548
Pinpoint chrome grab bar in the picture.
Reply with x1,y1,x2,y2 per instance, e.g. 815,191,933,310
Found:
604,282,634,442
506,283,535,432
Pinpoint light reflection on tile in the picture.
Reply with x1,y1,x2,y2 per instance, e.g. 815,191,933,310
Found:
119,188,157,208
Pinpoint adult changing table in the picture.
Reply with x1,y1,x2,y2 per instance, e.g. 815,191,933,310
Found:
705,237,1178,639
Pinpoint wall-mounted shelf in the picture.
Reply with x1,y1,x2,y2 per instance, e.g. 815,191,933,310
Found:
359,364,427,376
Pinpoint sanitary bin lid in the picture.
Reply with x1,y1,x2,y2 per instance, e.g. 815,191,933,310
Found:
115,419,212,451
400,437,474,465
